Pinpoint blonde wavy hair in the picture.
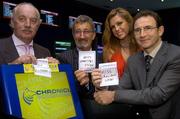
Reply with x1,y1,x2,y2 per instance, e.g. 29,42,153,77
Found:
102,7,139,62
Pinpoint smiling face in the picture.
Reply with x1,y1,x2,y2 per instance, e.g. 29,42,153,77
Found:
134,16,164,53
11,4,41,43
73,22,95,51
109,14,130,41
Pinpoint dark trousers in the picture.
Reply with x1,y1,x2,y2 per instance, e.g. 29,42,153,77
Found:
81,99,136,119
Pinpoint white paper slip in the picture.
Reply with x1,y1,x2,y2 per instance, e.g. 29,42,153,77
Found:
36,58,49,68
33,65,51,78
33,58,51,78
99,62,119,87
79,51,96,72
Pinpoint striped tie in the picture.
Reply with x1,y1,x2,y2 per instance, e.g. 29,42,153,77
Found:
145,55,152,72
22,44,32,55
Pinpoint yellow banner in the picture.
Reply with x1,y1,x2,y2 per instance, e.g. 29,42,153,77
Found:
23,64,59,73
15,72,76,119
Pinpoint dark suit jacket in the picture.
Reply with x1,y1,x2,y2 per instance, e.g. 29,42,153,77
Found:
0,37,51,64
0,36,51,118
57,48,102,98
113,42,180,119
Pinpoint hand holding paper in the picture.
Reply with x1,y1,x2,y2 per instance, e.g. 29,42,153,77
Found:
10,54,36,64
46,57,59,64
91,68,102,89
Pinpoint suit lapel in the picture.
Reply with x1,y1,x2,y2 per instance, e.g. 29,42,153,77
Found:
4,37,19,63
137,52,147,88
33,43,42,58
147,42,168,85
73,49,78,70
33,44,38,57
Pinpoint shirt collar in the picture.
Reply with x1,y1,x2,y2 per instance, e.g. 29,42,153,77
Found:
77,47,92,51
12,34,33,46
144,41,162,58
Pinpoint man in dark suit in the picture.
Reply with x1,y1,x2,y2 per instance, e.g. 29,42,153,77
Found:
57,15,101,119
0,2,58,64
57,15,99,98
0,2,58,118
92,10,180,119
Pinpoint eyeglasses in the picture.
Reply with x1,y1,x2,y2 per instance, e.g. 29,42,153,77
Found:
134,26,158,35
74,30,94,36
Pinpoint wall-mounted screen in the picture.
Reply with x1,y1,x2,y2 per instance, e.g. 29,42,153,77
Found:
55,41,71,54
3,1,16,18
68,16,77,29
40,10,59,27
94,21,103,34
68,16,103,34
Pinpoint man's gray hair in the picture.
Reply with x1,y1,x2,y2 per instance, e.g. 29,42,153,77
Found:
72,15,95,33
11,2,40,19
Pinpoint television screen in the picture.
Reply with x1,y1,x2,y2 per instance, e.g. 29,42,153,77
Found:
55,41,71,55
40,10,59,27
3,1,16,18
68,16,103,34
94,21,103,34
68,16,77,29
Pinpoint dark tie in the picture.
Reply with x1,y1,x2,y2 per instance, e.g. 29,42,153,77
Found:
87,73,95,98
145,55,152,72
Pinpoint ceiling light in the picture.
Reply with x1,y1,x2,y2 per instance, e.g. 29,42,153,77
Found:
109,0,114,2
161,0,164,2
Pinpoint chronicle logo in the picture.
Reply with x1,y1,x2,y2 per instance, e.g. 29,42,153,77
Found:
23,88,71,105
23,88,36,105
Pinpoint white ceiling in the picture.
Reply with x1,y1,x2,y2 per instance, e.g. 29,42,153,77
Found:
76,0,180,13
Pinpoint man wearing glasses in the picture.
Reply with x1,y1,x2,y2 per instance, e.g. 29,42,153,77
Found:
57,15,102,119
92,10,180,119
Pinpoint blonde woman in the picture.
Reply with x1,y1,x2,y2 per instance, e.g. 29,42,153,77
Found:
103,7,140,77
